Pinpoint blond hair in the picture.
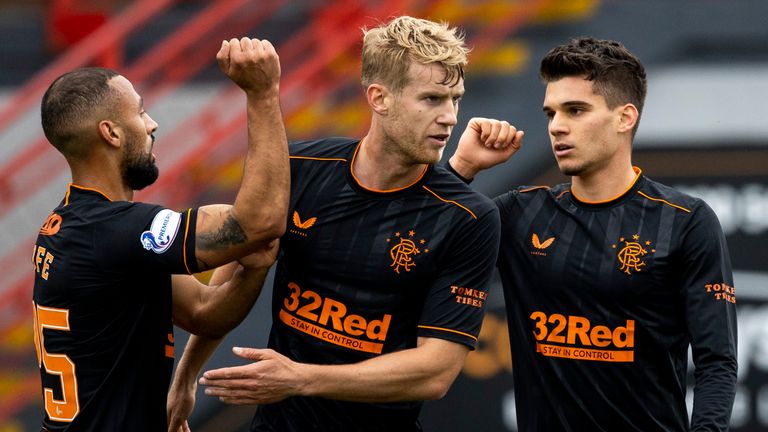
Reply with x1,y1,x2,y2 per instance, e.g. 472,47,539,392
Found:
361,16,468,93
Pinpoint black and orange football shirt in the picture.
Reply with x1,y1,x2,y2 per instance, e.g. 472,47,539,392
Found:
251,137,501,431
32,184,198,431
495,168,737,431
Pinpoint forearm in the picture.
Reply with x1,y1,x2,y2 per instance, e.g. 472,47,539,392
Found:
174,251,273,337
300,338,467,403
232,92,290,242
690,356,738,430
193,39,290,271
172,335,224,394
193,264,269,337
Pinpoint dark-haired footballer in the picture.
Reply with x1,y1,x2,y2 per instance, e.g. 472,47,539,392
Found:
449,37,737,431
32,37,289,431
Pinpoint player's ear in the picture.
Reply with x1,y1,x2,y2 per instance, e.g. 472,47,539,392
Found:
367,83,390,115
617,103,639,134
98,120,122,149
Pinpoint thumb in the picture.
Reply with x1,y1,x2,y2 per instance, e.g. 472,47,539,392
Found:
512,130,525,150
216,40,230,71
232,346,268,360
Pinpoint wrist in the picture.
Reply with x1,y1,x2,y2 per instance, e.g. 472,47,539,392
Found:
172,373,198,392
245,86,280,101
447,156,477,183
173,361,202,384
296,363,320,398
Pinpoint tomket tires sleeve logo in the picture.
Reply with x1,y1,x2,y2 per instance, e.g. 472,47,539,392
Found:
140,209,182,254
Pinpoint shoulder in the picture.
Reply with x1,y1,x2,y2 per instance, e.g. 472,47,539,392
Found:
494,182,569,207
427,165,498,222
636,177,703,215
66,195,160,221
289,137,357,161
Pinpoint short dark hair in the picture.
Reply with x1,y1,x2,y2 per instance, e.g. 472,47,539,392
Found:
540,37,647,134
41,67,120,156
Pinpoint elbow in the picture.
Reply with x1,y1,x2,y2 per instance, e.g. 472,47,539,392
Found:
421,378,453,401
196,325,231,339
266,216,287,239
243,213,286,245
189,318,234,339
185,308,238,339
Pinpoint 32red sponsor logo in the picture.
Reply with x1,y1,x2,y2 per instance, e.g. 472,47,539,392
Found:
280,282,391,354
530,311,635,362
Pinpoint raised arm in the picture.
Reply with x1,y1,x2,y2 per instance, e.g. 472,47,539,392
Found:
194,38,290,271
199,337,469,404
448,117,524,180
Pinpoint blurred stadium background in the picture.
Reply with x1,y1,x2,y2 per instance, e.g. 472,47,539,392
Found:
0,0,766,430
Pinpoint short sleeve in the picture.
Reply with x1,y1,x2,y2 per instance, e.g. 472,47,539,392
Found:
417,207,501,349
99,204,199,275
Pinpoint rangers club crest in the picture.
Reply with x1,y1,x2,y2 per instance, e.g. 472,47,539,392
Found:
612,234,655,275
386,229,429,274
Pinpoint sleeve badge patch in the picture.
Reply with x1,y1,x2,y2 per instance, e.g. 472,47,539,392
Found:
140,209,182,254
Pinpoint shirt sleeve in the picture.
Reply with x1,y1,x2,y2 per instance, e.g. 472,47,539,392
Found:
682,201,738,431
102,203,199,275
417,206,501,349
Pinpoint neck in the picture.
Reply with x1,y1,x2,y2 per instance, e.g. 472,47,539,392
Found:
571,163,638,203
69,157,133,202
352,133,428,192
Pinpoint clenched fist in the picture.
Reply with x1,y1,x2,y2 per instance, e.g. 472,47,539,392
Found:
450,117,524,179
217,37,281,96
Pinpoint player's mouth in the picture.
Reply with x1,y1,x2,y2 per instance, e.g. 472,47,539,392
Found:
553,142,573,157
429,134,450,146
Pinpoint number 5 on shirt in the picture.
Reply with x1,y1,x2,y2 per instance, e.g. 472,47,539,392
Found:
33,302,80,422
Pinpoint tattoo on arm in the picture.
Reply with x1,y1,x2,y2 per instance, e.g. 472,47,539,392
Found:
198,213,248,251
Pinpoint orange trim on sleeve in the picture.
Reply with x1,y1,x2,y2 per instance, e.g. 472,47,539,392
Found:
422,186,477,220
418,325,478,342
637,191,691,213
182,209,193,274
